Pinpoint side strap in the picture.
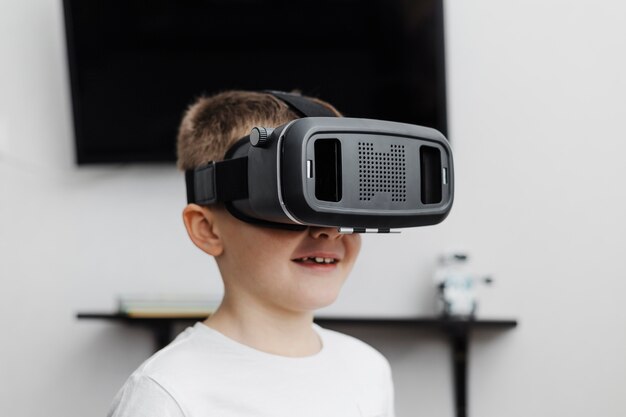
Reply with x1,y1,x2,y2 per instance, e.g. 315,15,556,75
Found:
185,157,248,205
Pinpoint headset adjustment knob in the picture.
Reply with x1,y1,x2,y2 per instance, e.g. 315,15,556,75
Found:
250,127,274,147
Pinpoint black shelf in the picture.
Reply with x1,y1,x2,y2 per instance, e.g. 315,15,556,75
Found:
77,312,516,417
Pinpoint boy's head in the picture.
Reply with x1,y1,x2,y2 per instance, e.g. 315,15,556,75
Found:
177,91,361,314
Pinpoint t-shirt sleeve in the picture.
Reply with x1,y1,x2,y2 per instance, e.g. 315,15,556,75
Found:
107,373,185,417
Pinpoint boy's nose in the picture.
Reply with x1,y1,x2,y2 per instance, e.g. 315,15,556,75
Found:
308,226,341,240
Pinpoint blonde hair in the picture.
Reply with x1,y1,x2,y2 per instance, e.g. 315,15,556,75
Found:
176,90,340,170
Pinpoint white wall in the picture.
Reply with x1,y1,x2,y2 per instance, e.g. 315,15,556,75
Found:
1,1,625,416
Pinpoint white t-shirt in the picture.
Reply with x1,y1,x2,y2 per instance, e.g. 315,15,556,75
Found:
108,322,395,417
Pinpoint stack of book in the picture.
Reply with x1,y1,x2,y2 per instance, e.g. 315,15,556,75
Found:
118,294,221,318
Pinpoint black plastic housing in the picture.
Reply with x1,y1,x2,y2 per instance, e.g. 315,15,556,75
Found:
235,117,454,229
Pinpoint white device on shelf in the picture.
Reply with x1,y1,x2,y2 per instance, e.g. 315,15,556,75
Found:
434,252,492,318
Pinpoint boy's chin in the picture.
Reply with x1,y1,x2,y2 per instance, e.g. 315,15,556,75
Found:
289,289,342,313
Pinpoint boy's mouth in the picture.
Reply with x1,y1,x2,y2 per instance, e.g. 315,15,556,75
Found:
292,256,338,265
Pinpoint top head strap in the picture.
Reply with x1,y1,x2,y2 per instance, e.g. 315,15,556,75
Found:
264,90,337,118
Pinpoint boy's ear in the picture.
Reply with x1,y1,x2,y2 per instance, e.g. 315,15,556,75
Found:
182,204,224,257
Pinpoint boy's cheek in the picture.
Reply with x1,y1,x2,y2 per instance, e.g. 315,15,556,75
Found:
346,235,362,261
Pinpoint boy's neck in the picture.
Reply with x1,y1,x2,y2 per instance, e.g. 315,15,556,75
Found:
203,293,322,358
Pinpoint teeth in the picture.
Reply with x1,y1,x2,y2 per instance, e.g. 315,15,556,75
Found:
295,256,336,264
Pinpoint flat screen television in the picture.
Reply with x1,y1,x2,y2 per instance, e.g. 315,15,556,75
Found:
63,0,447,165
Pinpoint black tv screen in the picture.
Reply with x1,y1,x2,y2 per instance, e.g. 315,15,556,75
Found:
63,0,447,165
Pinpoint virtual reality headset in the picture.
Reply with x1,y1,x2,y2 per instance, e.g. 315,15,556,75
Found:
186,91,454,233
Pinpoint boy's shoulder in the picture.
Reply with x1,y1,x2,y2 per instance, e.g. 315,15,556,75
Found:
126,321,392,408
133,323,220,382
112,322,394,417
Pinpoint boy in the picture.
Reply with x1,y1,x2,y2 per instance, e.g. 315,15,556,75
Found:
108,91,395,417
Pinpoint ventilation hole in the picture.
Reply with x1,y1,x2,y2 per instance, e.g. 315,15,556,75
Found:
358,142,406,202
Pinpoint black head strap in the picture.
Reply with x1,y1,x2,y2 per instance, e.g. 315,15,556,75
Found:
264,90,337,118
186,136,251,204
186,157,248,205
